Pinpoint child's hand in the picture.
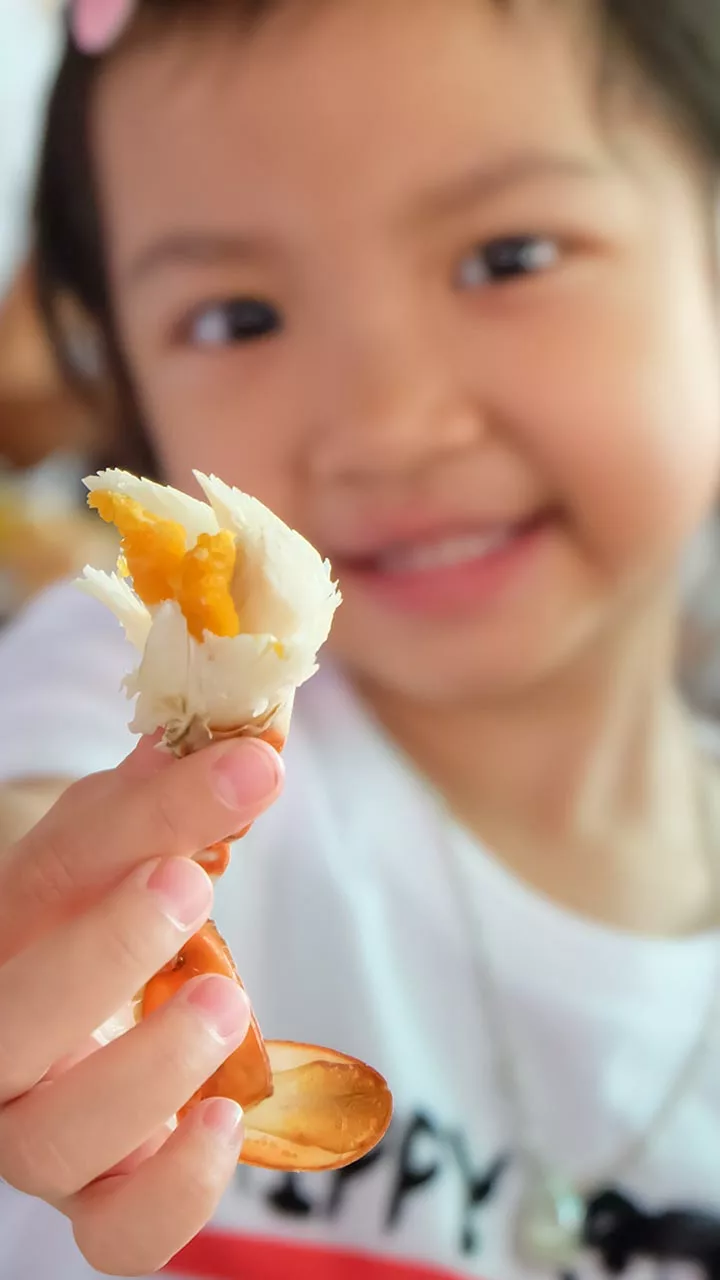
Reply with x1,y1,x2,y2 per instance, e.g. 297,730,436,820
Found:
0,734,283,1275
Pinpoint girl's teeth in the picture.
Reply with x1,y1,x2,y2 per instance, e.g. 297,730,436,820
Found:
377,529,514,574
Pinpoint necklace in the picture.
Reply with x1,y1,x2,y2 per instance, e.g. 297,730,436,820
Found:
436,768,720,1272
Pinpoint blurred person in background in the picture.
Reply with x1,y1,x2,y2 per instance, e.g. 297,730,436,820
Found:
2,2,720,1279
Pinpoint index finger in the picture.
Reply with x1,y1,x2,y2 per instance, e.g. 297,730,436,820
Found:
0,737,283,959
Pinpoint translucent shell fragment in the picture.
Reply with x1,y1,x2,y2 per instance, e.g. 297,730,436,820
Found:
245,1043,393,1172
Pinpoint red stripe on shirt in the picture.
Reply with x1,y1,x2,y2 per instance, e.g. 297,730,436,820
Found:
166,1231,469,1280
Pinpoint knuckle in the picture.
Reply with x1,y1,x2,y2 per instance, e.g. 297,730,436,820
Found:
1,1112,78,1201
44,772,114,831
0,1038,32,1106
147,777,187,854
14,825,78,915
186,1143,227,1202
0,1011,28,1102
102,916,155,979
73,1220,150,1279
55,772,106,811
140,1013,222,1106
152,1024,214,1087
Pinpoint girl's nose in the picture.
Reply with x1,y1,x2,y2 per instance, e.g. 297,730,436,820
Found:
307,332,482,486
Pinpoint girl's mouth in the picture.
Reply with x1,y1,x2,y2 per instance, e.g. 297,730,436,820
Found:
333,512,556,617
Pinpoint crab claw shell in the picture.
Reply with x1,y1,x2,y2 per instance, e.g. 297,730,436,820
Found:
141,924,393,1171
142,922,273,1113
242,1041,393,1171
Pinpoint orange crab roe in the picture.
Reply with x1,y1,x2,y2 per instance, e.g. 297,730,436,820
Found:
89,492,240,641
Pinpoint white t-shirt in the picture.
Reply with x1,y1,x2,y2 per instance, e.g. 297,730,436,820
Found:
1,582,720,1280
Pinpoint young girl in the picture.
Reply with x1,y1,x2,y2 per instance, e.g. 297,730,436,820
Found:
2,1,720,1277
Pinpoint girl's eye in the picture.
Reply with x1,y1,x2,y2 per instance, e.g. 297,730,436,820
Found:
187,299,282,347
456,236,560,290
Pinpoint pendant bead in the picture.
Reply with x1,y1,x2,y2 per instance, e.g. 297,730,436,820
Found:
514,1171,586,1268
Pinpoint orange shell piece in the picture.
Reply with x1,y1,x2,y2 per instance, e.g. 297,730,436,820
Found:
140,925,394,1169
195,841,233,878
142,921,273,1114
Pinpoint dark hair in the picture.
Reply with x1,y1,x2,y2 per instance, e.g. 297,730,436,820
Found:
34,0,720,475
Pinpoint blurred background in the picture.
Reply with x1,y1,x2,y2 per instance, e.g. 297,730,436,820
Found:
0,0,115,626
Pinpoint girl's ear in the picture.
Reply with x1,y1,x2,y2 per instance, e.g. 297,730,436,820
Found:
69,0,137,55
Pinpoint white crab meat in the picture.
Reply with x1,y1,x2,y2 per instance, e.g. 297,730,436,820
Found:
78,469,341,743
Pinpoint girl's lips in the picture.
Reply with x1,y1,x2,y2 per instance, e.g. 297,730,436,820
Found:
333,513,554,617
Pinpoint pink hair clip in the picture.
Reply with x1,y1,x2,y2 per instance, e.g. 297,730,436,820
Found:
70,0,138,54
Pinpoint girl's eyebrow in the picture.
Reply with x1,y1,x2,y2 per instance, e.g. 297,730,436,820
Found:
406,150,604,224
122,152,601,289
123,231,277,288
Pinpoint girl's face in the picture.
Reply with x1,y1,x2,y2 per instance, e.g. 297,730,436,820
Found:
95,0,720,706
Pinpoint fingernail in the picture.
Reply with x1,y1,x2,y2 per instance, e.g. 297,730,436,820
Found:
145,858,213,932
211,740,283,813
185,975,252,1044
202,1097,245,1146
